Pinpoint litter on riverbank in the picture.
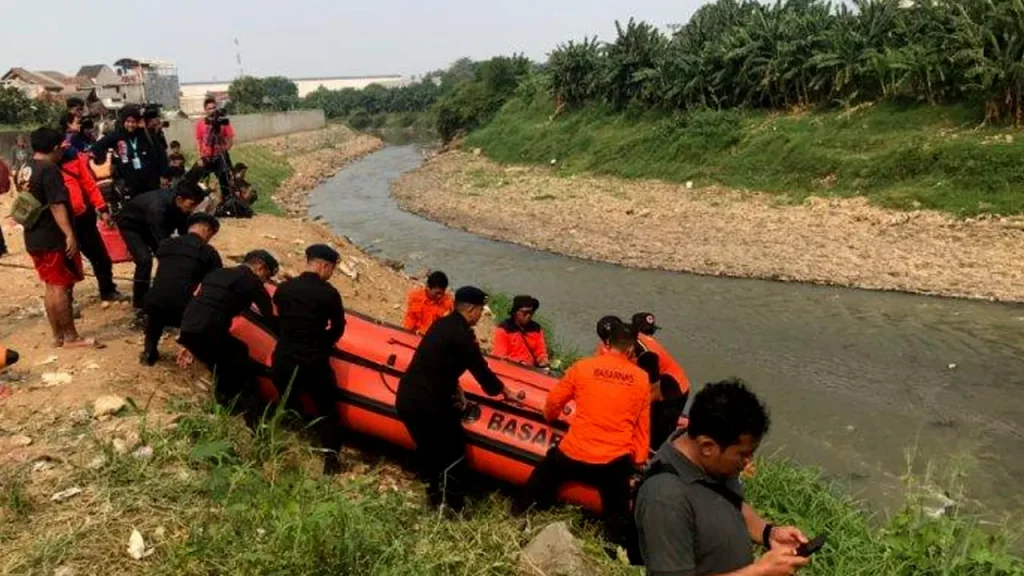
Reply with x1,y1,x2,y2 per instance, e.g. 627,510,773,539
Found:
392,150,1024,302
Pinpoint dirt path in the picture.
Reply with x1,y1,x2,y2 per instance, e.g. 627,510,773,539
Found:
392,150,1024,302
0,128,496,510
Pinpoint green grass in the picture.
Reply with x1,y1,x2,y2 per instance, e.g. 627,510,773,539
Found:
228,145,293,215
467,95,1024,217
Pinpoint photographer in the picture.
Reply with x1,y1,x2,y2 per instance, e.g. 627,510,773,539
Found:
195,97,235,194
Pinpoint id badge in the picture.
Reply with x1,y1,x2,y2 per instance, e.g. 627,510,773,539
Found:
132,157,142,170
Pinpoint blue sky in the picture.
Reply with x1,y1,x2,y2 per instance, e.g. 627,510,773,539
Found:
2,0,701,82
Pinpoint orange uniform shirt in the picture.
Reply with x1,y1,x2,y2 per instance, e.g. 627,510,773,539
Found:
59,153,107,218
597,335,691,394
492,320,549,367
637,334,691,394
402,287,454,335
544,350,651,466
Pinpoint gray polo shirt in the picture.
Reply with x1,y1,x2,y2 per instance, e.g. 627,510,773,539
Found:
634,431,753,576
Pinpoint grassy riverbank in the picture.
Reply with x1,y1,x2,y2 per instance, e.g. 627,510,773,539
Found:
467,94,1024,217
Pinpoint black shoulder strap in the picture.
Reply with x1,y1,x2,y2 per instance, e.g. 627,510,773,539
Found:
642,457,744,511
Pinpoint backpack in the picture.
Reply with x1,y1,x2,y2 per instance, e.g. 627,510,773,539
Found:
8,162,44,228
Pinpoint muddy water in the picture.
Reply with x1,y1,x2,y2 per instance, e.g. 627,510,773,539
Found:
309,145,1024,515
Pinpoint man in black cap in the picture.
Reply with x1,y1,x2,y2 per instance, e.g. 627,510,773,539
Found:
272,243,347,474
116,175,206,312
396,285,509,512
179,249,278,416
140,213,223,366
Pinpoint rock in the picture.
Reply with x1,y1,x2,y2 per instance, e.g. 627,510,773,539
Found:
382,258,404,272
83,361,100,371
32,459,55,472
947,363,957,370
50,487,82,502
127,528,154,560
53,566,76,576
93,395,127,417
338,262,359,281
100,301,111,310
35,355,59,366
262,234,279,240
472,148,482,156
11,434,33,447
517,521,588,576
69,409,90,425
112,438,129,454
686,180,694,189
42,372,73,387
549,158,557,165
132,446,154,460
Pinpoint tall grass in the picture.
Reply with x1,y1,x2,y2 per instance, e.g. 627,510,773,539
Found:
229,145,293,215
467,95,1024,217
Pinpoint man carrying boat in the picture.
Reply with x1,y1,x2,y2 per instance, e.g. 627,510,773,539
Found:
178,249,278,423
522,320,649,563
272,244,347,475
396,286,508,512
492,295,549,369
632,312,691,397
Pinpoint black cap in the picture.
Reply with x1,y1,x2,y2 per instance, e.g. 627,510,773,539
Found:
186,212,220,234
596,315,624,342
305,243,340,264
632,312,660,334
244,249,279,276
511,295,540,314
454,286,488,306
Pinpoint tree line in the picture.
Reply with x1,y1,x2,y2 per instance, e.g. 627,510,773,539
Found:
548,0,1024,124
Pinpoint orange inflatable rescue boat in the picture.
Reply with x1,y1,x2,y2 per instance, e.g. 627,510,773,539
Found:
230,290,608,512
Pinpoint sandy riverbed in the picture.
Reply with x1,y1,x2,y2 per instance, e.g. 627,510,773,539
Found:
392,150,1024,302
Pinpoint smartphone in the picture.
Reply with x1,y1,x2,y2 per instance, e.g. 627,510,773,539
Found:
796,535,826,557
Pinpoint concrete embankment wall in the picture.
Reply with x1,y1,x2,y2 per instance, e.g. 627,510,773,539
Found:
0,109,326,159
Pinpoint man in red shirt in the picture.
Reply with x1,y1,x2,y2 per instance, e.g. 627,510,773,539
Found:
492,295,549,368
521,320,649,562
194,97,235,193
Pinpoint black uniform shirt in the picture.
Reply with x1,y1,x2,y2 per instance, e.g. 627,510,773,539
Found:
399,312,504,404
116,188,190,248
273,272,346,363
22,160,71,252
146,232,223,311
180,265,274,337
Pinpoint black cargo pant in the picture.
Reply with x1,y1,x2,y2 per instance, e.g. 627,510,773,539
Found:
651,376,688,451
119,228,155,309
74,210,116,296
143,302,185,361
179,329,261,417
203,155,232,195
271,353,343,454
396,386,469,511
525,447,642,563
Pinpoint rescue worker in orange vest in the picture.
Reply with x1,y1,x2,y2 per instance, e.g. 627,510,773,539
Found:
492,295,549,369
631,312,691,396
403,271,453,335
521,320,648,563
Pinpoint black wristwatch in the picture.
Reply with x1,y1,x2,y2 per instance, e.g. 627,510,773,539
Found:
762,524,775,549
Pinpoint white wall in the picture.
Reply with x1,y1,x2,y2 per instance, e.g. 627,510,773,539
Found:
164,109,326,153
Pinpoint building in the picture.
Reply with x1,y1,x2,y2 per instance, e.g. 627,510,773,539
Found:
1,68,70,99
2,58,180,112
178,74,406,116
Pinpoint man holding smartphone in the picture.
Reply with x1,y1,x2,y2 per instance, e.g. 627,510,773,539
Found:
635,380,811,576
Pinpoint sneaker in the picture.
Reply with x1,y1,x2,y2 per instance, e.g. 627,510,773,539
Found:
100,291,130,303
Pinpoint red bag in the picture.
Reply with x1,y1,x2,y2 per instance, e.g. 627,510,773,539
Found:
0,160,10,195
98,222,133,263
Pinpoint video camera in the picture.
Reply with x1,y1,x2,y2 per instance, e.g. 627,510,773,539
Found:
205,108,230,129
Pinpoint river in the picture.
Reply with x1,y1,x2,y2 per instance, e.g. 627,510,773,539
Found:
309,145,1024,516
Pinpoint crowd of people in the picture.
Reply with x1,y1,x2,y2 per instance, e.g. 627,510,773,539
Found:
2,97,814,576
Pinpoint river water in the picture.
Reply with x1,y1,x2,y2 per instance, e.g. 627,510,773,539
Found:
309,145,1024,516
